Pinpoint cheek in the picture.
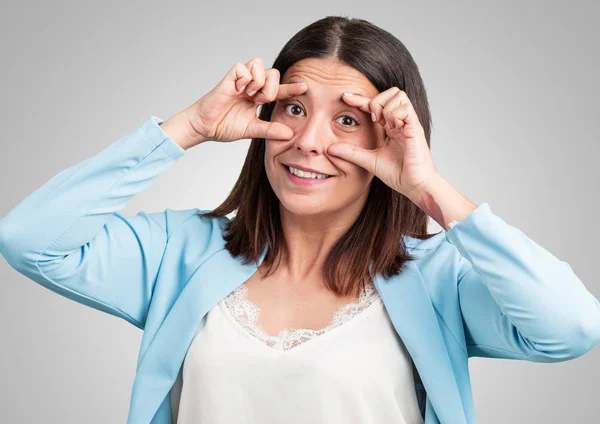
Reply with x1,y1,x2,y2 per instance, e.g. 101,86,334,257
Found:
328,156,374,188
264,140,288,163
271,110,300,133
347,166,374,186
263,147,275,180
270,105,285,123
263,141,289,184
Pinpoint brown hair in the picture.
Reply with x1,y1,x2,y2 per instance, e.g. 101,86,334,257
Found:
201,15,438,297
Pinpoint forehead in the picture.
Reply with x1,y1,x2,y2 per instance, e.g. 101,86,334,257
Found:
281,57,379,97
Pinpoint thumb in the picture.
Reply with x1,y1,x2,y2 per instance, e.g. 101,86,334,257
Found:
246,118,294,141
327,143,376,173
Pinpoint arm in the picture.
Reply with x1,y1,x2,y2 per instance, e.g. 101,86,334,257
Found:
449,202,600,361
412,176,600,362
0,116,189,329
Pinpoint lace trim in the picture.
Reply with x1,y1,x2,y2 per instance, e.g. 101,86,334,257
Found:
223,282,380,351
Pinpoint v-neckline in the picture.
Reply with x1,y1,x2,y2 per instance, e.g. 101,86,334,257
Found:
217,283,383,356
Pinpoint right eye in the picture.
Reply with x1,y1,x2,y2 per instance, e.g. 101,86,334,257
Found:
283,103,305,117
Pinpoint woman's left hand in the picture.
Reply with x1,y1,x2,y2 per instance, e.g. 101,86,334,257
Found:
326,87,439,200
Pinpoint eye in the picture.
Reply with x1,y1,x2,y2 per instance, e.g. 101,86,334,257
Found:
336,115,360,127
283,103,305,117
283,102,360,127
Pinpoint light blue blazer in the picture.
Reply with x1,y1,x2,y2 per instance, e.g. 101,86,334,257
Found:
1,116,599,424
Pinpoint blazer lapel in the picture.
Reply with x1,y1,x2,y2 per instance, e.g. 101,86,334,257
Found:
128,247,268,424
374,260,467,424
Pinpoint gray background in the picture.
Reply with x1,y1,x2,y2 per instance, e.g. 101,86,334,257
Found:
1,0,598,422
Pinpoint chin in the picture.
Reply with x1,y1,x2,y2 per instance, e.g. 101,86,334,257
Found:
278,196,333,216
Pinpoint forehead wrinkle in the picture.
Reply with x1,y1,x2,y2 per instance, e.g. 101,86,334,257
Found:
294,90,364,102
283,68,374,115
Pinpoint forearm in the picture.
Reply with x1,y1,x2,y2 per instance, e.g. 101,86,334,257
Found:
408,174,478,231
0,116,185,262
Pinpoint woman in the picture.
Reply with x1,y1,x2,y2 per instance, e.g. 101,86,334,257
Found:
0,15,598,424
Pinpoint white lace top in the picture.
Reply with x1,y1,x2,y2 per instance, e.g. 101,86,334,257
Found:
222,281,381,351
172,281,425,424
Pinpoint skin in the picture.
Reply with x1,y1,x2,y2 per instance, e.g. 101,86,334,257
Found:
256,57,476,360
263,57,387,292
161,56,477,346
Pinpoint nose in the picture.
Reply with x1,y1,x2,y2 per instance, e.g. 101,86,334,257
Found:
291,114,329,156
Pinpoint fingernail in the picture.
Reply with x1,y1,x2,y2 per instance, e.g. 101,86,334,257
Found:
343,92,354,96
371,112,377,122
247,90,257,96
295,82,307,86
238,85,246,92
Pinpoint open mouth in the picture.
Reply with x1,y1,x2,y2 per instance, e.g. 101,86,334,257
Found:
282,163,334,180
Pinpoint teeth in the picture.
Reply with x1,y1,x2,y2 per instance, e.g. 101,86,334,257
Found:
288,166,330,179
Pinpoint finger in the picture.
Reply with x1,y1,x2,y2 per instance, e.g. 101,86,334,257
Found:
370,88,404,126
243,57,266,97
382,93,407,129
339,92,372,114
246,118,294,141
326,142,377,174
341,87,401,128
389,104,410,129
227,62,253,93
274,82,309,101
253,68,280,104
385,90,421,129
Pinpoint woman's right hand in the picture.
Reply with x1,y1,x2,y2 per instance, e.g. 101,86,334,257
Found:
175,57,308,149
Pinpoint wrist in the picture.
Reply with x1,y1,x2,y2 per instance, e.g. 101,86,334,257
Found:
405,172,444,203
160,111,208,150
407,173,478,230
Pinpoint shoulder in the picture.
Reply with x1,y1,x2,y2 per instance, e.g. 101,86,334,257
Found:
403,230,463,303
404,230,459,266
162,208,230,256
403,201,495,279
402,202,496,306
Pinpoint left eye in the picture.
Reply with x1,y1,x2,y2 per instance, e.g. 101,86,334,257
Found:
283,103,359,127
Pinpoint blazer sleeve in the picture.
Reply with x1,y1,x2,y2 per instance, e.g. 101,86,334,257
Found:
446,202,600,362
0,116,188,330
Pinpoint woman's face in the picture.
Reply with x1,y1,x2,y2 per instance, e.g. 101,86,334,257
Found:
265,57,384,217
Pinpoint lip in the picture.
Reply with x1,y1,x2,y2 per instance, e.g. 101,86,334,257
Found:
283,163,333,175
282,163,333,186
